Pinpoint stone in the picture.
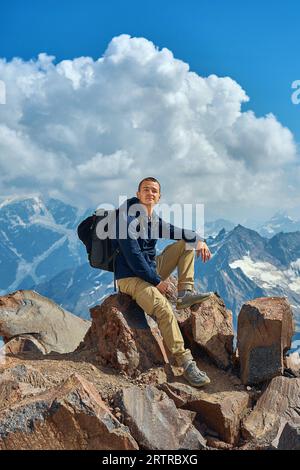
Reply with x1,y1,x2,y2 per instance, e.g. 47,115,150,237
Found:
0,364,53,410
158,381,197,408
115,385,206,450
0,335,46,356
272,420,300,450
164,278,235,370
0,290,91,354
206,436,233,450
237,297,294,384
142,381,249,446
190,294,234,369
242,376,300,442
87,293,167,376
183,390,250,445
0,373,138,450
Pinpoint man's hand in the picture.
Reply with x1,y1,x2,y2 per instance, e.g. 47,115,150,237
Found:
156,280,170,296
195,241,211,262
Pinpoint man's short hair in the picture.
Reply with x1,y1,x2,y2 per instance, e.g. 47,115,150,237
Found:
138,177,161,193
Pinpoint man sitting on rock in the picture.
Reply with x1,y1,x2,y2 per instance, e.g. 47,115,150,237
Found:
112,177,212,387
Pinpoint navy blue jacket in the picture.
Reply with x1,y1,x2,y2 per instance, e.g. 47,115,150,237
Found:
111,197,203,286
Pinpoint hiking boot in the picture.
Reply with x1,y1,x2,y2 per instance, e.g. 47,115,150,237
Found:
183,361,211,388
176,290,214,310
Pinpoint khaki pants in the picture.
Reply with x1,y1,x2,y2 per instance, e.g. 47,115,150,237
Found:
117,239,194,366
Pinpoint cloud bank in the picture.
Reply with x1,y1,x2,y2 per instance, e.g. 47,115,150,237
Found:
0,34,298,221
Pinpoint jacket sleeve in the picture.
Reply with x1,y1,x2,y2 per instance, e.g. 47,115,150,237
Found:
116,216,161,286
159,218,205,246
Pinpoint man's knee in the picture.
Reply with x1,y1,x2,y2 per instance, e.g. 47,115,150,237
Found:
174,239,186,250
175,239,194,254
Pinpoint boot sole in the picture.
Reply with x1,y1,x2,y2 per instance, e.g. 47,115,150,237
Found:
184,377,211,388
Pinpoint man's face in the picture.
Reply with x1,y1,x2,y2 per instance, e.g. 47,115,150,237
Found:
136,181,160,207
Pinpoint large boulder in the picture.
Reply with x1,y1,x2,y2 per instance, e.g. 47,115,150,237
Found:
0,373,138,450
242,376,300,443
0,290,91,354
115,385,206,450
159,382,249,445
237,297,294,384
190,295,234,369
85,293,168,377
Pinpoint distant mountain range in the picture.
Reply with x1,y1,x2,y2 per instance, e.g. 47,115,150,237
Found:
205,212,300,239
1,195,299,349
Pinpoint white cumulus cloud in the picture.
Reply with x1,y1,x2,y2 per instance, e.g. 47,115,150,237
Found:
0,34,298,222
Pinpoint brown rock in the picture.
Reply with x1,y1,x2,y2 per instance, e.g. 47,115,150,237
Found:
0,290,90,354
237,297,294,384
116,385,206,450
190,294,234,369
0,363,53,410
242,376,300,443
164,279,234,370
158,381,197,408
158,367,249,446
184,390,250,445
0,373,138,450
0,335,47,356
206,436,233,450
87,293,167,376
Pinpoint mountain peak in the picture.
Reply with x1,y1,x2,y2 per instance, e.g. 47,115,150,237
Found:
0,194,43,210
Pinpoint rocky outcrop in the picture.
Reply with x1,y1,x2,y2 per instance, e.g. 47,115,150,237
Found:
0,373,138,450
237,297,294,384
85,293,167,376
0,290,91,354
115,385,206,450
0,285,298,450
242,376,300,443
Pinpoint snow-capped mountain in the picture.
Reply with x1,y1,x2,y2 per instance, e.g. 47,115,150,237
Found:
257,212,300,238
204,218,235,238
0,195,89,294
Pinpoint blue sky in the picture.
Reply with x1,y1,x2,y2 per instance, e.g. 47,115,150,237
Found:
1,0,299,141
